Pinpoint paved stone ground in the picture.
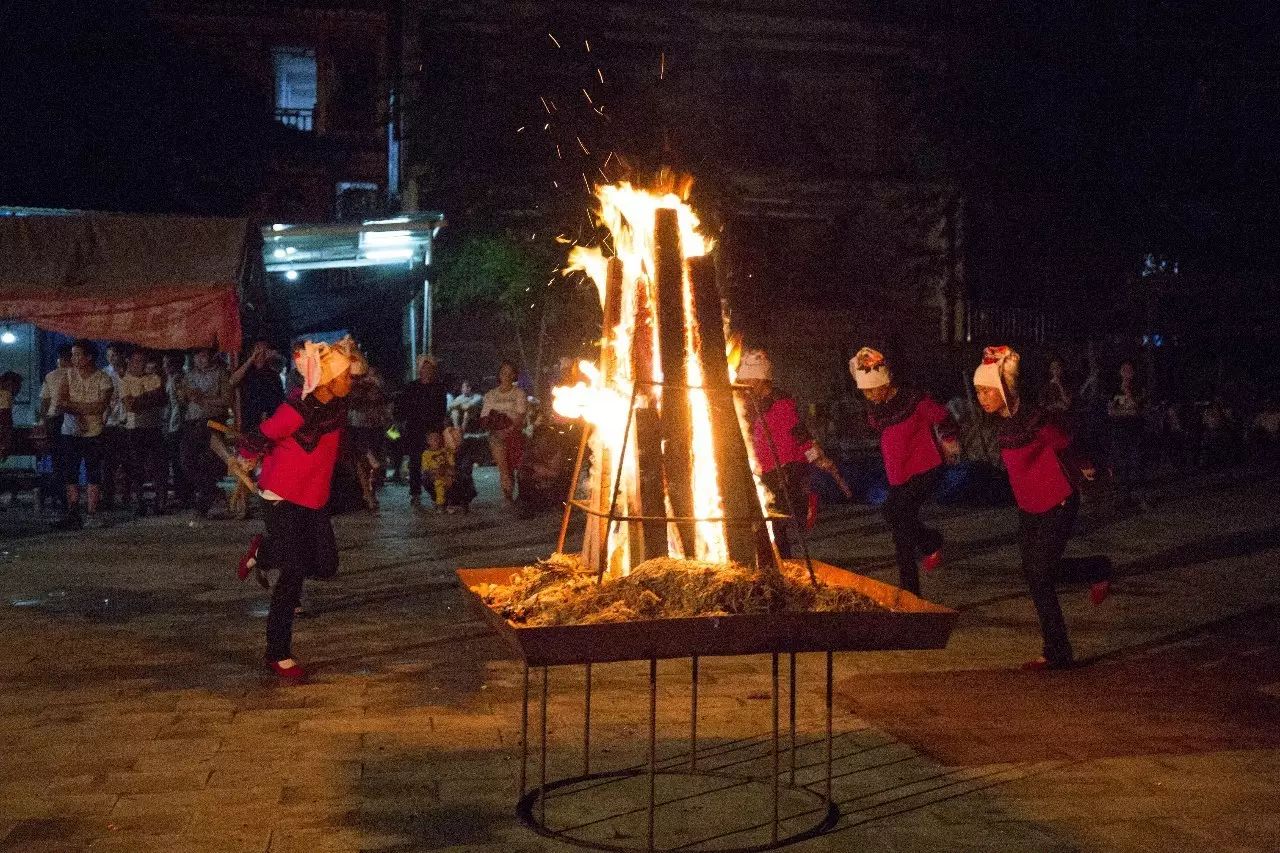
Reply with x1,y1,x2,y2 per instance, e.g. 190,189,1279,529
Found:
1,467,1279,851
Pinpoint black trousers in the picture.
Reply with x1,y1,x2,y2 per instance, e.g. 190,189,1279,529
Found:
179,421,223,511
262,500,338,662
762,462,809,559
1019,492,1112,666
882,467,944,595
404,430,428,498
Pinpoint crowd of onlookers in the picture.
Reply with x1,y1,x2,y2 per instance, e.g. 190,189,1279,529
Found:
0,338,580,530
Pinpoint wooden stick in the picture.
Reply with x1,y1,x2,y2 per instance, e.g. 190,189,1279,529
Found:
629,274,666,566
653,208,696,556
689,256,772,571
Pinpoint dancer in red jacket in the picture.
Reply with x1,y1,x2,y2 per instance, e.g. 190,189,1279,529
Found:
236,336,365,679
974,345,1112,671
851,347,959,595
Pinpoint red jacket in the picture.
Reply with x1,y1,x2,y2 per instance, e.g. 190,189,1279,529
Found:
750,392,814,474
242,398,345,510
998,408,1076,514
868,391,956,487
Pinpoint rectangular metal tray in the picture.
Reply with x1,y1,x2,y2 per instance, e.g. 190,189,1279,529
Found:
456,561,958,666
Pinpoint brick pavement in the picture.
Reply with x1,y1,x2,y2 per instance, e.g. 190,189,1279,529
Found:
0,468,1278,851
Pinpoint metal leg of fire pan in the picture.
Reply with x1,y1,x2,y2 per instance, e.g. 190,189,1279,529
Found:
519,664,529,798
788,652,797,786
689,655,699,771
584,662,593,776
825,651,834,803
771,653,780,845
541,666,549,828
514,653,840,853
648,658,658,853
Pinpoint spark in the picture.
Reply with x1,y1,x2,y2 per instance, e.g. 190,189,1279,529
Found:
603,151,615,168
584,39,591,52
548,32,561,48
582,88,593,104
539,96,552,114
659,51,665,80
594,105,606,116
576,136,590,154
597,67,605,84
548,98,557,112
553,180,559,188
582,173,591,192
556,144,562,159
516,126,525,132
598,167,609,181
544,123,550,131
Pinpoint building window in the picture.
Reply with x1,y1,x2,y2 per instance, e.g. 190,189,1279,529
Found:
273,47,317,131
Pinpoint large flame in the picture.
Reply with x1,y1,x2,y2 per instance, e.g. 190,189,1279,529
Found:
560,179,728,571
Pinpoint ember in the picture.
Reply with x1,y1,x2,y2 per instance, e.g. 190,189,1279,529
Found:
472,555,884,627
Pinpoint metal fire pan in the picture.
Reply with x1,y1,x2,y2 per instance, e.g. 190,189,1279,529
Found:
456,561,957,667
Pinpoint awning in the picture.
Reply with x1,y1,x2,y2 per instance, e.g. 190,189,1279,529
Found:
0,210,258,352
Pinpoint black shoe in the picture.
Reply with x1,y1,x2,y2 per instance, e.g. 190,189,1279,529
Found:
53,514,83,531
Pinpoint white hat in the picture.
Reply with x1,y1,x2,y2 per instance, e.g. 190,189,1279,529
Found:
736,348,772,381
850,347,891,390
973,345,1019,405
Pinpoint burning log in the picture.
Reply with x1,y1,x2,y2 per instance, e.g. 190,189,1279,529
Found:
653,208,696,555
689,256,777,572
629,278,667,564
585,258,626,576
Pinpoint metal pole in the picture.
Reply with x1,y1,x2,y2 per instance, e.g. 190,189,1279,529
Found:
771,652,780,845
422,276,432,355
788,652,797,786
583,662,592,776
689,655,699,771
648,658,658,853
826,651,834,803
519,664,529,797
540,666,549,827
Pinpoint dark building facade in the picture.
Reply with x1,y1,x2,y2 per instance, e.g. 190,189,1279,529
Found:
150,0,392,224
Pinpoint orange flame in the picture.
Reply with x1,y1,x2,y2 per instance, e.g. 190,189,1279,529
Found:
559,177,729,571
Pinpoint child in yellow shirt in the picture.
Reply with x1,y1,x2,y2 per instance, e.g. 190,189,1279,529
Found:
420,431,454,510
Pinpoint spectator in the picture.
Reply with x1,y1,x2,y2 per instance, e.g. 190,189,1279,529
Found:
1107,361,1146,505
447,379,484,433
1039,355,1073,413
121,348,167,514
230,339,285,428
1200,395,1235,468
162,353,190,508
347,364,390,511
395,355,449,508
178,347,231,516
101,342,130,509
419,430,454,511
481,361,529,504
1251,397,1280,464
53,340,114,529
0,371,20,461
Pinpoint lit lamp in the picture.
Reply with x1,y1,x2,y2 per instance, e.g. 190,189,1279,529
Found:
0,327,15,345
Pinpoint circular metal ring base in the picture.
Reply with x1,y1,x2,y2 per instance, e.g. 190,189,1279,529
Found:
518,768,839,852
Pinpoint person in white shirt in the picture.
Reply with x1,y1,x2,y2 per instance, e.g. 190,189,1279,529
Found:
54,340,114,529
121,349,167,514
481,362,529,503
101,342,129,509
447,379,484,434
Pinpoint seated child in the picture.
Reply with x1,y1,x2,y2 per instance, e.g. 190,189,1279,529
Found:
420,430,454,510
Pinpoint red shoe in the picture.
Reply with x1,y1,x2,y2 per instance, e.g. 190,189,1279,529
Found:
1089,581,1111,606
921,549,943,573
266,658,306,680
237,534,263,581
1022,657,1073,672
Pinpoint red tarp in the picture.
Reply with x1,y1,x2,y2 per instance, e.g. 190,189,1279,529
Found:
0,212,252,352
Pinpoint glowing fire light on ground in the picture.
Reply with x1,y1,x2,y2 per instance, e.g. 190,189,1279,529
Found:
559,178,730,573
